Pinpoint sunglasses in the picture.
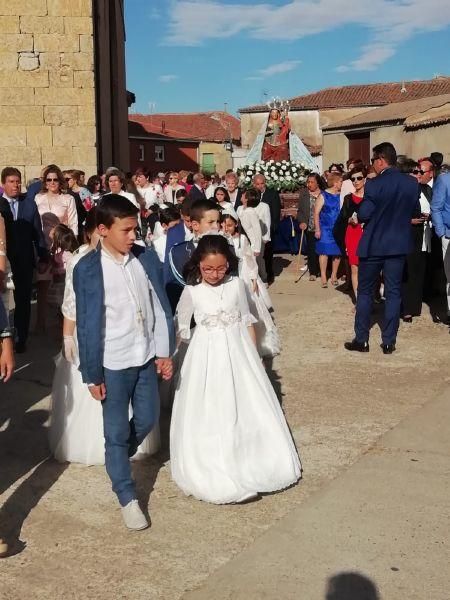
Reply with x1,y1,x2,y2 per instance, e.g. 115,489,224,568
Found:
46,177,59,183
412,168,431,175
351,176,364,182
64,177,71,182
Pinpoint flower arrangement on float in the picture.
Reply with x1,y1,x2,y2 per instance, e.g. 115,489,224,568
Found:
237,159,311,192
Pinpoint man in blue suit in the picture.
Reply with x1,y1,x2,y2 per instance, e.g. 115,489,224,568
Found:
431,171,450,322
0,167,47,352
345,143,419,354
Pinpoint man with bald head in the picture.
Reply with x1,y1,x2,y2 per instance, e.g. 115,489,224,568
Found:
252,174,281,284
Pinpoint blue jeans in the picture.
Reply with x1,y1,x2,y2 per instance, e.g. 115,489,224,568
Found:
355,255,405,345
102,360,159,506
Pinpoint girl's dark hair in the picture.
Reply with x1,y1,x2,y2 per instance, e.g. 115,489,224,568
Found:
51,223,79,254
183,234,238,286
159,206,180,226
213,186,231,204
87,175,101,193
186,172,194,185
244,187,260,207
84,207,97,240
307,172,326,190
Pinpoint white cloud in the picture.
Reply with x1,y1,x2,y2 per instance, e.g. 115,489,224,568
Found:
245,60,301,81
163,0,450,71
158,74,178,83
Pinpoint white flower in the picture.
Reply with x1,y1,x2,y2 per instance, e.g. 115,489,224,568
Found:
245,176,251,182
246,170,253,175
271,166,276,171
282,160,287,164
281,165,287,170
276,162,281,166
273,174,278,180
255,166,261,172
286,175,292,181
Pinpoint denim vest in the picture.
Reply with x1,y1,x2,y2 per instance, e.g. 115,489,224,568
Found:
73,243,175,385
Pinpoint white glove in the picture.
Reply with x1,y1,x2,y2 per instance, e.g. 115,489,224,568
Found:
63,335,77,363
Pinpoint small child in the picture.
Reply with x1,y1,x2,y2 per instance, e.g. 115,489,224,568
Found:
222,212,280,357
152,206,181,263
47,224,78,308
170,235,301,504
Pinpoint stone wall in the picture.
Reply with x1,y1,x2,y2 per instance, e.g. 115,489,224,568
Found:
0,0,97,186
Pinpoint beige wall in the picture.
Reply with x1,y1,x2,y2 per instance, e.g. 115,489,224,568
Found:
322,132,349,167
200,142,234,175
323,122,450,167
0,0,96,185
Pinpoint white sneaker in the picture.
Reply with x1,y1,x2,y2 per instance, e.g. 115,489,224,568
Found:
121,500,149,531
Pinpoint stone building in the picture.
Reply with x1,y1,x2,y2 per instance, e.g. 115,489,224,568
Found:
239,77,450,170
0,0,129,185
322,94,450,167
129,111,241,176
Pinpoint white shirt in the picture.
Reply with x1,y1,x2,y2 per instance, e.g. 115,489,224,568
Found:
227,189,239,207
138,184,163,209
3,193,18,220
101,248,166,369
205,183,217,199
419,178,433,252
255,202,271,242
152,234,167,263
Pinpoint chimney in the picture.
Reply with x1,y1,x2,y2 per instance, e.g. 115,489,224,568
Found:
161,120,166,133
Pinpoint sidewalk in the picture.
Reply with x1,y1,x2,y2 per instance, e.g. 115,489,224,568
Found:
184,390,450,600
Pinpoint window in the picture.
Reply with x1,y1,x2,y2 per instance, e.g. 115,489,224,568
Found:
155,145,165,162
201,152,215,174
138,144,145,162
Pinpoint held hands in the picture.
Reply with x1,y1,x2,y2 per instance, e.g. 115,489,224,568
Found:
62,335,77,363
315,229,321,240
155,357,173,381
411,217,426,225
88,383,106,401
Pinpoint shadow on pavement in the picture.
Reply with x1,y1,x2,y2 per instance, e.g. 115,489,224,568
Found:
325,571,380,600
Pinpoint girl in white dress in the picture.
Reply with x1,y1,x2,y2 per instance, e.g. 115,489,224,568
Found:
170,235,301,504
222,212,280,357
49,210,159,464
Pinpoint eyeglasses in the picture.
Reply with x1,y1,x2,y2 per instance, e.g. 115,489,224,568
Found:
200,264,228,276
64,177,71,182
412,169,431,176
370,157,379,164
46,177,59,183
350,176,364,182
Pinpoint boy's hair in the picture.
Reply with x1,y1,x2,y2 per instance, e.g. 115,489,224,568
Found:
175,188,187,200
96,194,139,228
244,187,260,208
180,197,193,217
159,206,180,226
51,224,79,254
183,234,238,286
190,199,219,224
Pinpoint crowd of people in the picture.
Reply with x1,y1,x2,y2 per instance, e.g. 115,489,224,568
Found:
297,149,450,336
0,161,299,542
1,140,449,544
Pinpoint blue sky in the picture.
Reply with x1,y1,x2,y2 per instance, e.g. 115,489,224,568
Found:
124,0,450,116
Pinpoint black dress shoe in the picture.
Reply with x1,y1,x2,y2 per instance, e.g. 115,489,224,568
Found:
381,343,396,354
402,316,412,323
344,339,369,352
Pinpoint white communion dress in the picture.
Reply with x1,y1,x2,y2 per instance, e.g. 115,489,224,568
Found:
170,276,301,504
231,234,280,357
48,245,160,465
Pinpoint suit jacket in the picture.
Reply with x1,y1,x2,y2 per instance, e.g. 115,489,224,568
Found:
431,172,450,239
296,187,312,227
357,168,420,258
260,187,281,233
73,243,175,385
0,193,47,270
187,185,206,202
